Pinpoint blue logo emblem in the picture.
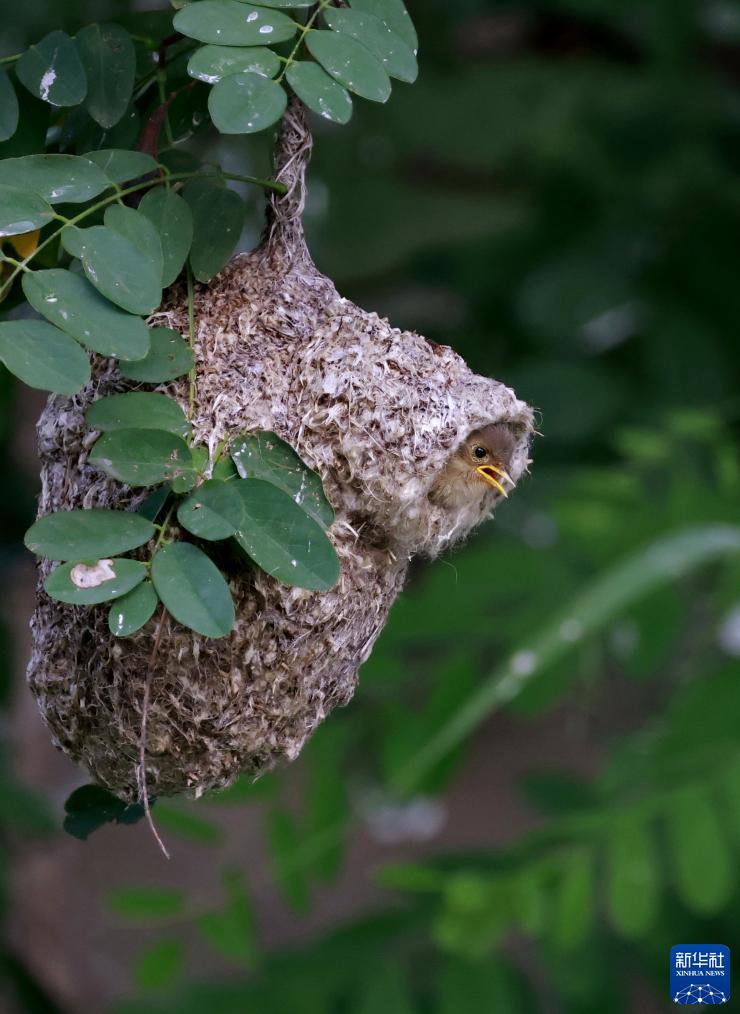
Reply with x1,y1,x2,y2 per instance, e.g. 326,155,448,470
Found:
671,945,730,1004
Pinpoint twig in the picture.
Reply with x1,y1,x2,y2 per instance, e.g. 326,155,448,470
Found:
138,607,170,860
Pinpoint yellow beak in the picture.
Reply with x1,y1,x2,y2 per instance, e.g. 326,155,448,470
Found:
476,464,512,497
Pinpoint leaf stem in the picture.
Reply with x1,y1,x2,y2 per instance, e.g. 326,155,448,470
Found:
277,0,331,82
0,54,21,66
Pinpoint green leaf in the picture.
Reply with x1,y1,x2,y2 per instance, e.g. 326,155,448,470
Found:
178,479,244,540
197,870,255,963
173,1,298,47
137,486,171,523
22,269,151,361
134,939,184,991
109,581,159,636
104,205,165,288
63,784,145,840
25,507,155,561
249,0,314,7
306,30,391,103
605,813,661,938
183,180,246,282
45,557,148,605
286,62,352,124
267,809,309,911
323,9,417,83
231,431,334,528
0,154,110,203
665,786,734,915
85,148,160,184
155,803,223,844
87,392,190,439
0,319,90,394
0,69,20,143
16,30,88,107
355,963,414,1014
171,446,208,494
76,23,136,129
107,887,185,920
350,0,418,52
0,184,54,236
151,542,235,638
89,429,195,487
138,188,194,287
119,327,194,382
66,225,162,315
209,71,287,134
187,44,281,83
550,846,594,951
234,479,340,590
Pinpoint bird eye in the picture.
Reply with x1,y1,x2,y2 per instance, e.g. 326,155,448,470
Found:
473,446,487,460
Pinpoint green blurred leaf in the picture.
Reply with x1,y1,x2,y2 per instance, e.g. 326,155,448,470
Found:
90,429,194,487
183,179,246,282
119,326,194,383
0,69,19,142
107,887,185,920
174,1,298,46
25,507,154,561
550,846,594,951
151,542,235,638
268,809,309,911
0,184,54,236
87,392,190,439
108,581,159,637
286,62,352,124
665,786,734,915
76,23,136,129
154,803,223,844
85,148,160,184
435,956,522,1014
45,557,148,605
605,813,660,938
306,30,391,103
22,269,151,360
323,9,417,83
134,939,185,991
177,479,244,540
17,30,87,107
66,224,162,315
187,44,281,84
209,71,287,134
354,962,414,1014
138,188,194,287
0,318,90,394
197,870,255,964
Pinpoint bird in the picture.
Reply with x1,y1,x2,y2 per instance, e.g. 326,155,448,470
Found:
429,422,517,509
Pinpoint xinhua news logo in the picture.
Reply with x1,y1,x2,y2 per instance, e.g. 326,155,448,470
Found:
670,945,730,1005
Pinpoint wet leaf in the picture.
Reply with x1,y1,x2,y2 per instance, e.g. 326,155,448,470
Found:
22,269,151,361
90,429,195,487
187,44,281,84
85,148,160,184
0,319,90,394
45,557,148,604
104,205,164,288
234,478,340,590
0,185,54,236
76,23,136,129
248,0,313,6
306,29,391,103
0,153,110,203
0,70,20,142
87,392,190,439
209,71,287,134
178,479,244,540
138,188,193,287
183,179,246,282
108,581,159,636
350,0,418,52
286,62,352,124
324,9,417,83
17,30,88,107
119,326,194,382
173,1,298,47
25,508,155,561
151,541,235,638
66,224,162,315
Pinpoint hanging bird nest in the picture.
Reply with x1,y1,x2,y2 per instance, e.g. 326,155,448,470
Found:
27,101,534,801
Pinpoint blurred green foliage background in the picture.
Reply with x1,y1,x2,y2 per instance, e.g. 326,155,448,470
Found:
3,1,740,1011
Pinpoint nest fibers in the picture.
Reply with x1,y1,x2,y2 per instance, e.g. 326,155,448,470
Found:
27,102,534,800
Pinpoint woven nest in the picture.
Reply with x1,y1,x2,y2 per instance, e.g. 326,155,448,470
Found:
26,101,534,801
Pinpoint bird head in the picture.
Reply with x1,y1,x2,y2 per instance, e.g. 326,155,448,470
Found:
429,422,518,509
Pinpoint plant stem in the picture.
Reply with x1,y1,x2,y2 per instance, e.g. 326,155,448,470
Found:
0,54,21,66
277,0,331,82
150,502,176,560
186,263,197,420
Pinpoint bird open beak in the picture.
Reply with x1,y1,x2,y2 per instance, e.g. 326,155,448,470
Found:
476,464,512,497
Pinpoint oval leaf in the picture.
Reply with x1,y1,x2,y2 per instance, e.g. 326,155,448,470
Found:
605,813,661,939
104,205,164,287
87,392,190,439
286,62,352,124
0,69,19,142
550,847,594,952
177,479,244,540
70,225,162,315
187,44,281,83
182,180,246,282
173,1,298,47
17,30,88,108
108,581,159,636
350,0,418,52
85,149,160,185
89,429,195,487
151,542,235,638
248,0,313,6
76,23,136,129
138,188,194,287
119,326,194,382
306,30,391,103
0,185,53,237
0,154,110,204
45,557,148,605
323,9,417,83
231,431,333,527
208,71,287,134
0,319,90,394
234,479,340,590
22,269,150,361
25,508,155,561
665,786,734,915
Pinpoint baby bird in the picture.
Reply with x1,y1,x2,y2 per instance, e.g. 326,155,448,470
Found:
430,423,517,509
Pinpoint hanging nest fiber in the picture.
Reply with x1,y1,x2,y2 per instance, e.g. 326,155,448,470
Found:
27,102,534,801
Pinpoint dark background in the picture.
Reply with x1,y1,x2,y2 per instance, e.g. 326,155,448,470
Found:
3,1,740,1011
